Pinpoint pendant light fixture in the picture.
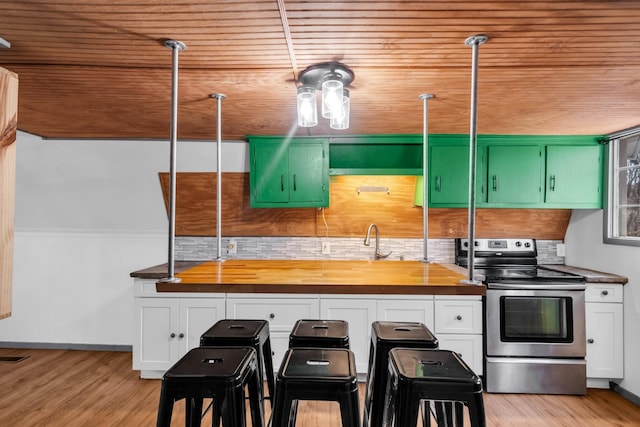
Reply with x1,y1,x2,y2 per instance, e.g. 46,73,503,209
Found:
297,62,354,129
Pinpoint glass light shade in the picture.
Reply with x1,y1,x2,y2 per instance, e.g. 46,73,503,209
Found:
297,86,318,127
321,76,343,119
330,89,350,130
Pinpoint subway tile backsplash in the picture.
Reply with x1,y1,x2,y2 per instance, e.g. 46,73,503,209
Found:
175,237,564,265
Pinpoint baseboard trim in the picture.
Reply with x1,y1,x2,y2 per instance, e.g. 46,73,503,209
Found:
0,342,132,352
611,381,640,407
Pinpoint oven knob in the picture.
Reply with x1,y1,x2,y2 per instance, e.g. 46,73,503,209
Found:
515,241,522,247
463,241,468,248
524,242,531,248
474,241,479,246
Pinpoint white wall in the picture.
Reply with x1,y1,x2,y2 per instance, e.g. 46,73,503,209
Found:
565,209,640,397
0,131,247,346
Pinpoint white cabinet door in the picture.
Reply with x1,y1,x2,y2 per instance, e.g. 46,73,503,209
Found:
133,297,180,372
436,334,483,375
376,299,435,330
179,298,226,355
586,302,624,379
321,298,377,373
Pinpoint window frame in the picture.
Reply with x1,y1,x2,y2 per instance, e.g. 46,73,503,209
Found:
603,126,640,247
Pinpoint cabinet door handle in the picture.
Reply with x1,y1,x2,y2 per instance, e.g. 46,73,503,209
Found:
269,313,275,319
281,175,284,192
456,315,463,321
602,290,609,296
587,338,595,344
170,333,176,339
435,176,441,192
492,175,498,192
549,174,556,191
178,333,184,339
293,174,297,191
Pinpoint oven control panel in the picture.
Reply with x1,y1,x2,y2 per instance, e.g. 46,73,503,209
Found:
457,238,536,255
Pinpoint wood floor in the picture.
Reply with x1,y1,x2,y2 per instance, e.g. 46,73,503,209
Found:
1,348,639,426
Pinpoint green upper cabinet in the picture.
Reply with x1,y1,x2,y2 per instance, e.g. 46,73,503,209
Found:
428,144,486,207
486,144,544,206
249,136,329,208
545,145,603,208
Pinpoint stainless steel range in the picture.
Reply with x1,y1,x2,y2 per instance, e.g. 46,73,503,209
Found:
456,238,587,395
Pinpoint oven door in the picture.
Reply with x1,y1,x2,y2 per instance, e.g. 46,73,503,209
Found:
486,283,586,358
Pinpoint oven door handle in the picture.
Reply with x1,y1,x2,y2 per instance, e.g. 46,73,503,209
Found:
488,282,586,291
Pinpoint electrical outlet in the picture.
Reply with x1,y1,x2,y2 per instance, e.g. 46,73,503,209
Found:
556,243,565,257
227,239,237,257
321,241,331,255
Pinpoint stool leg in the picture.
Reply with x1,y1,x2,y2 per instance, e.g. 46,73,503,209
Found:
262,337,276,405
339,389,361,427
271,391,294,427
363,340,375,427
187,397,202,427
156,386,174,427
420,400,431,427
394,383,420,427
221,387,246,427
466,393,487,427
248,369,265,427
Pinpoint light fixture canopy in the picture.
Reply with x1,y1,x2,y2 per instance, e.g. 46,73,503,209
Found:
297,62,354,129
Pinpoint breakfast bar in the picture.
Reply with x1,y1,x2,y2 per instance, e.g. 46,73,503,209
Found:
151,260,485,295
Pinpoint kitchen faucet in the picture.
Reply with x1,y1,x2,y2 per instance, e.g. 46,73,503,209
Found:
364,223,392,260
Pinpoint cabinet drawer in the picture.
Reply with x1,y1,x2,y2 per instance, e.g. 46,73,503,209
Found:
226,297,319,332
434,298,483,334
585,284,623,303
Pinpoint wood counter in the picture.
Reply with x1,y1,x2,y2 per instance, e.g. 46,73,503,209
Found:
154,259,485,296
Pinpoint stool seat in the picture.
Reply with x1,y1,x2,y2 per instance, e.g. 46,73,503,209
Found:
364,321,438,427
156,346,264,427
271,348,360,427
200,319,275,412
383,348,486,427
289,319,350,348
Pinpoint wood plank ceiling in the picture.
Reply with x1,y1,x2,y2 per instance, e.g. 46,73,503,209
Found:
0,0,639,141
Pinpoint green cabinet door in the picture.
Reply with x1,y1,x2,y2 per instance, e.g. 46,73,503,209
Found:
289,142,328,204
253,142,289,204
487,145,543,205
250,138,329,208
430,145,469,206
545,145,602,207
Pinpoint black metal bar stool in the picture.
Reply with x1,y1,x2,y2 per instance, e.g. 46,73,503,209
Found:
383,348,486,427
271,347,360,427
289,319,350,349
156,346,264,427
363,321,439,427
200,319,275,411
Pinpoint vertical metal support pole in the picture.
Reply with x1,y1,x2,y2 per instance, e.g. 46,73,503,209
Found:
160,39,185,283
210,93,226,262
463,34,487,285
419,94,434,263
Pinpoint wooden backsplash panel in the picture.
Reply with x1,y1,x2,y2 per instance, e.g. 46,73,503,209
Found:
159,173,318,236
160,173,572,239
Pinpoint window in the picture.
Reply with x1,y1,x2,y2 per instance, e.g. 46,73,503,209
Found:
605,128,640,246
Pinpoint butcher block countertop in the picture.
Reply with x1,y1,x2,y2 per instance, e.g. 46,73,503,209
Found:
135,260,485,296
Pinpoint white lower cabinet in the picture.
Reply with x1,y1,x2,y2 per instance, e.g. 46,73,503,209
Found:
133,278,486,380
226,294,320,369
585,283,624,388
434,295,484,375
133,280,226,379
321,296,377,373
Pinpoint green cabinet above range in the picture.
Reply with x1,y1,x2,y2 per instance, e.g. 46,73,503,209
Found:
248,136,329,208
